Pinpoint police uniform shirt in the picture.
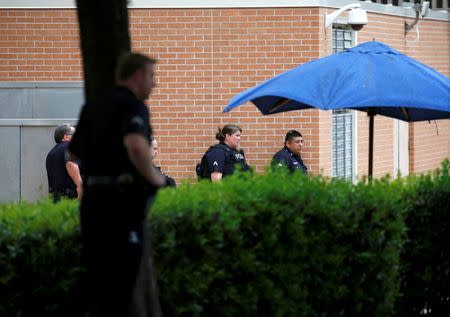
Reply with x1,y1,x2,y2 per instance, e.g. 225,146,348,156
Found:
272,146,308,175
69,86,151,179
68,86,153,317
155,165,176,187
206,143,247,176
45,141,77,195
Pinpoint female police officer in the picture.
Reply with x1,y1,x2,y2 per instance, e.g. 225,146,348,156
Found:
201,124,250,181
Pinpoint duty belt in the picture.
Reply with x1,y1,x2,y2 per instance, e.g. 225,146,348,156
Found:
85,174,135,186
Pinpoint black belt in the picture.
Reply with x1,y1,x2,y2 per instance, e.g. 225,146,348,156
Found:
53,188,77,197
85,174,135,186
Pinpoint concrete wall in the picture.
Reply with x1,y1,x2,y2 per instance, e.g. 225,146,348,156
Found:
0,82,82,202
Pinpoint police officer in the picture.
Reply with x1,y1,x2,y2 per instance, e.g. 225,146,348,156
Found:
272,130,308,175
45,124,82,202
205,124,250,181
150,137,176,187
67,52,166,317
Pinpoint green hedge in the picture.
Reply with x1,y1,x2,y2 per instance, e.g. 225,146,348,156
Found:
150,171,406,316
0,199,81,317
395,161,450,316
0,162,449,316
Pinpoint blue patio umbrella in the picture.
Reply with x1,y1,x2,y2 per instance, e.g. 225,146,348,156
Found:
224,41,450,177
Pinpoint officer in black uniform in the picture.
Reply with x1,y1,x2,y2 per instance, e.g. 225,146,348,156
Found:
205,124,250,181
150,137,176,187
67,52,166,317
272,130,308,175
45,124,82,202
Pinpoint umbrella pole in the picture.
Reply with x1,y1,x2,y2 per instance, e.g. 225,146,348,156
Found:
368,110,375,179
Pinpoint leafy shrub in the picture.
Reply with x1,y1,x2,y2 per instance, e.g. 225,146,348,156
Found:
0,199,81,317
396,160,450,316
1,163,448,317
150,170,406,316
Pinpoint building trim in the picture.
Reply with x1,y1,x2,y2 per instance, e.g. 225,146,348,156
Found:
0,82,83,89
0,119,78,126
0,0,449,21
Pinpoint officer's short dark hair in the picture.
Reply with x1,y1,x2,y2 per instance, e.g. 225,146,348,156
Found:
115,52,157,82
216,124,242,142
284,130,303,143
54,124,74,143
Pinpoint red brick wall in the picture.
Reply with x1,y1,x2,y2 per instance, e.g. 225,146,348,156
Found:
410,121,450,174
130,8,323,179
1,6,448,181
0,10,81,80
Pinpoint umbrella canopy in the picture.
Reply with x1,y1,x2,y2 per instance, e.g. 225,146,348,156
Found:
224,41,450,121
223,41,450,177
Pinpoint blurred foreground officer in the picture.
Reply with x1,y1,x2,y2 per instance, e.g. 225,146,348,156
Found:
45,124,82,201
68,52,166,317
272,130,308,175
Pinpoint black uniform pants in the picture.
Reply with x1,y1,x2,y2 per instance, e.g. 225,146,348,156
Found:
77,185,149,317
51,188,77,202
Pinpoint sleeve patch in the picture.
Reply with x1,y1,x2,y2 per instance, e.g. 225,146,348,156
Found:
130,116,145,128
